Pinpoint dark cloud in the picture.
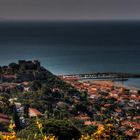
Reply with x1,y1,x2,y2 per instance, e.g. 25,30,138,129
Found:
0,0,140,20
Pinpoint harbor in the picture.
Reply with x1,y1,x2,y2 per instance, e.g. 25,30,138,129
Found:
59,72,140,89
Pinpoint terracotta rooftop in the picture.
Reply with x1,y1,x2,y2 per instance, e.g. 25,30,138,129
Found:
0,117,10,123
22,81,29,86
115,109,122,113
84,121,101,126
132,124,140,130
29,108,43,117
133,116,140,119
124,130,134,136
104,104,112,107
76,114,91,121
3,75,16,79
0,113,9,119
0,113,10,124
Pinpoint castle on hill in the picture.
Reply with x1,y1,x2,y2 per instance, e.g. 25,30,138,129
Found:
18,60,41,70
0,60,48,83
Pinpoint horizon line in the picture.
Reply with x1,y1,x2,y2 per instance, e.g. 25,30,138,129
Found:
1,19,140,23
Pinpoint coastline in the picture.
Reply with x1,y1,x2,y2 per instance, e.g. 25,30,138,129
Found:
59,72,140,90
80,79,139,90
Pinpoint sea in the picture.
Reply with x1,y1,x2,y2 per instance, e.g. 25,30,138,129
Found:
0,21,140,88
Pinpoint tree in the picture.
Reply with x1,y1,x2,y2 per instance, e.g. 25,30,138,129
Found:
0,94,12,115
30,80,42,91
43,119,81,140
81,92,88,101
83,125,97,134
24,103,30,118
12,105,21,131
9,63,19,69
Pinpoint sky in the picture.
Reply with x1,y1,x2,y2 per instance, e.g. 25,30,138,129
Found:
0,0,140,21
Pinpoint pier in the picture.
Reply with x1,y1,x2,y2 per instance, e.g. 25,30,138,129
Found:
59,72,140,81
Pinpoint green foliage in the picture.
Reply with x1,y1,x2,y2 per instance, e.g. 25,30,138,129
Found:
17,119,81,140
17,122,40,139
81,92,88,101
74,103,88,114
0,94,13,115
30,80,42,91
43,119,81,140
69,118,84,130
9,63,19,69
0,122,9,132
83,125,97,134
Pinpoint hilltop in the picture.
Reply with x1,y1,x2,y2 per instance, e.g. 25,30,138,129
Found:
0,60,57,82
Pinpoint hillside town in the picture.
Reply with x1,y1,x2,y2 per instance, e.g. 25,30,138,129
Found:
60,75,140,139
0,60,140,140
